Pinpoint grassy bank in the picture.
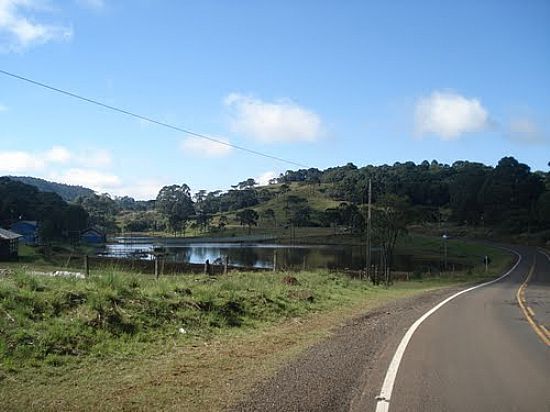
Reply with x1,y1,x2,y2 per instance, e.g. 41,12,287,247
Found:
0,243,513,411
1,269,384,370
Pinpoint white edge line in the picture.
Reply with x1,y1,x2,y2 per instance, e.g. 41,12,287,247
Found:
539,249,550,261
374,249,522,412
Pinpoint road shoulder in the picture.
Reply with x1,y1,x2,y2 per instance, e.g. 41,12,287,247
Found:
229,286,465,412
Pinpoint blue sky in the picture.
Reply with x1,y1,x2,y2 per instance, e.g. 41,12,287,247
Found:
0,0,548,199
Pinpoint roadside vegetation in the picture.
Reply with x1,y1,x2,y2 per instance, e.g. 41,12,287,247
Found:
1,269,376,370
0,241,512,410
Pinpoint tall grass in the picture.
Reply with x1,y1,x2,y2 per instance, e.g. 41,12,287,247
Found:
0,268,381,370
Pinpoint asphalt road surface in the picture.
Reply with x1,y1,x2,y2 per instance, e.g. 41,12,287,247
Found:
232,245,549,412
380,246,550,412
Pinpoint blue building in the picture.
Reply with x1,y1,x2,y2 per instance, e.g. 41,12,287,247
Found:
80,227,106,244
10,221,38,245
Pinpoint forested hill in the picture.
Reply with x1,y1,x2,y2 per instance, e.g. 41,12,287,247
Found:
6,157,549,238
0,177,89,241
269,157,550,231
6,176,95,201
139,156,550,238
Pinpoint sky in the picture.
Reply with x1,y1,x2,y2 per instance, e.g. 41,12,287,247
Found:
0,0,549,199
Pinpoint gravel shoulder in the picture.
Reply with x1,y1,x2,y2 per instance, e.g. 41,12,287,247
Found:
229,285,465,412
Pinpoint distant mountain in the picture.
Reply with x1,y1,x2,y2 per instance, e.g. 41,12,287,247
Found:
6,176,95,202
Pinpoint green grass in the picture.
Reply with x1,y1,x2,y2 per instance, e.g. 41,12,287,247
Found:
0,246,509,372
0,247,513,411
396,233,511,272
0,268,408,371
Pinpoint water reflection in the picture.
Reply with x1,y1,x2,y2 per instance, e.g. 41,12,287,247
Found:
100,237,446,271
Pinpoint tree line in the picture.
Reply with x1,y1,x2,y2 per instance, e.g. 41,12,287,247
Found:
0,177,89,241
278,157,550,232
6,156,547,241
148,156,549,236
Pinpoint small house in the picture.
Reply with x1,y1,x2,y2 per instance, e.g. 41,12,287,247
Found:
0,228,22,260
10,221,38,244
80,227,106,244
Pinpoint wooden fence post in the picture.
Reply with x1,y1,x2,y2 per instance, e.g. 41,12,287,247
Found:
84,255,89,278
224,256,229,275
155,256,159,279
273,250,277,272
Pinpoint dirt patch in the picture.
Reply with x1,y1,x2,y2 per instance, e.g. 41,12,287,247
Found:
282,275,299,286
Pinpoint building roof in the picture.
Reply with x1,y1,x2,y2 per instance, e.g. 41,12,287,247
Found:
12,220,38,226
81,227,105,235
0,228,23,240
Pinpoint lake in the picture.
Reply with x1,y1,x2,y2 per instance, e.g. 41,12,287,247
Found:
99,236,449,272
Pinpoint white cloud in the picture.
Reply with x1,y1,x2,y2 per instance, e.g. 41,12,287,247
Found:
256,171,278,186
0,150,44,173
0,144,159,199
0,0,73,51
415,91,489,140
113,179,164,200
81,148,112,166
0,145,72,173
224,93,323,143
49,168,121,193
180,136,232,157
507,117,548,144
0,145,113,174
44,145,71,163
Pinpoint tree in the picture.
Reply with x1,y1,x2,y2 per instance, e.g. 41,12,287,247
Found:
537,191,550,228
262,208,276,227
337,202,364,233
478,157,543,228
232,178,257,190
193,190,208,205
285,196,312,227
372,195,411,286
115,196,137,211
155,184,195,236
449,162,489,224
75,193,119,232
218,215,228,231
195,212,212,232
219,189,258,211
279,183,290,197
0,177,88,241
63,204,90,240
235,209,259,234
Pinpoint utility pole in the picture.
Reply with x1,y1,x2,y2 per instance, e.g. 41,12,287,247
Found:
442,234,448,271
366,179,372,280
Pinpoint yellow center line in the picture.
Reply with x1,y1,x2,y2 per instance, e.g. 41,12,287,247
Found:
516,254,550,346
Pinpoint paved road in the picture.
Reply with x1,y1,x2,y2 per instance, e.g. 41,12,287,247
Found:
384,247,550,412
231,245,549,412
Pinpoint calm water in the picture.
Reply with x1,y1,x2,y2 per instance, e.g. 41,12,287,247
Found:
100,236,448,271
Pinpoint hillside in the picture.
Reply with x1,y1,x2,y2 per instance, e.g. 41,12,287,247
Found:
6,176,95,201
111,157,550,243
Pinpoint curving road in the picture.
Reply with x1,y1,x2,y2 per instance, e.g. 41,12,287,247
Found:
375,246,550,412
231,245,549,412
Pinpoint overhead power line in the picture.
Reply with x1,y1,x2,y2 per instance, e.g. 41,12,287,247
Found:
0,68,310,169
